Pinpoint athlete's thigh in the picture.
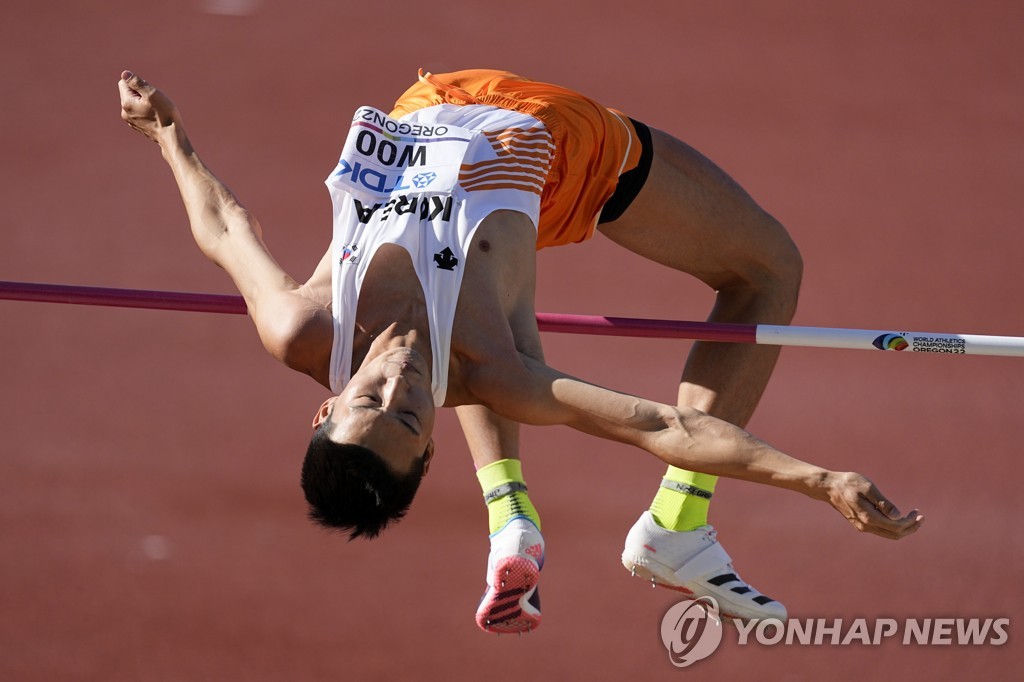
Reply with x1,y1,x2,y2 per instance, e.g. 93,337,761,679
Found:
596,127,798,290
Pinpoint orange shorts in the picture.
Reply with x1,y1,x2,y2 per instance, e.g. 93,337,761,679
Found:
390,69,646,249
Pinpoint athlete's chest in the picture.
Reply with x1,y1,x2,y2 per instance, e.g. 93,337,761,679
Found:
446,213,539,391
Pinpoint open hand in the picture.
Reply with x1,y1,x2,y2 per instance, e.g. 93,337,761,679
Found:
825,471,924,540
117,71,181,143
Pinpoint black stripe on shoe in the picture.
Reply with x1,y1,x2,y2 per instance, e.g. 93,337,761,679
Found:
494,587,528,600
707,573,740,587
731,586,752,595
753,595,776,605
490,609,524,625
489,600,522,617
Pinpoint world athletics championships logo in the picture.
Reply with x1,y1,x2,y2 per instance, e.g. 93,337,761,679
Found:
873,333,909,351
659,597,723,667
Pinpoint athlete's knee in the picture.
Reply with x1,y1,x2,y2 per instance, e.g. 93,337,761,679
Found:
763,218,803,314
723,214,803,323
752,205,801,275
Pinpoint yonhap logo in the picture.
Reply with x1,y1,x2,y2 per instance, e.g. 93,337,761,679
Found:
659,597,723,667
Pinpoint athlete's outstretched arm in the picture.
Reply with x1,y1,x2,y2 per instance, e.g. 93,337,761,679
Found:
117,71,331,378
475,355,924,540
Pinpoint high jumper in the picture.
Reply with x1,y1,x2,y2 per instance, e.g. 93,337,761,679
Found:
118,68,923,633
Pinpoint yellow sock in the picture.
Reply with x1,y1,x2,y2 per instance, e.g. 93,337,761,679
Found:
649,467,717,532
476,459,541,534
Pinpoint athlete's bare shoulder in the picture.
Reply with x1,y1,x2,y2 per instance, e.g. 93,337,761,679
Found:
249,243,334,388
257,289,334,388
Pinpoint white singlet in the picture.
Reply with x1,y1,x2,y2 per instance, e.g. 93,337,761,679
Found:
326,104,554,405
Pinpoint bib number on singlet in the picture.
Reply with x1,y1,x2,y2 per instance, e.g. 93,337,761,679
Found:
330,106,473,199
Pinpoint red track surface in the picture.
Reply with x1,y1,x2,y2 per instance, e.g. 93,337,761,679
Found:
1,2,1021,680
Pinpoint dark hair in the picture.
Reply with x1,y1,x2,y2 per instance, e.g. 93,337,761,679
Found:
300,422,426,540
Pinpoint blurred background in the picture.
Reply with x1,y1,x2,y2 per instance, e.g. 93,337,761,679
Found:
1,1,1021,679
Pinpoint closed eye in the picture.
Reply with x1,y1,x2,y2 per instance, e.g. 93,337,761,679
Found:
401,410,422,434
392,412,421,436
353,395,380,406
350,402,420,436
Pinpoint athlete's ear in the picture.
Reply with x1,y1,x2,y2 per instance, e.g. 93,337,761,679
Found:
421,439,435,476
311,397,335,429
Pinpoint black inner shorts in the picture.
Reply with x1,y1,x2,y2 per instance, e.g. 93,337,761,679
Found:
597,118,654,224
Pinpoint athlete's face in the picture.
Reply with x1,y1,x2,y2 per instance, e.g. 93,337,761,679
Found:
312,347,436,475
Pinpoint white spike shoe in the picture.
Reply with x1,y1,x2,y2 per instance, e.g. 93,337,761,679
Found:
622,511,786,623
